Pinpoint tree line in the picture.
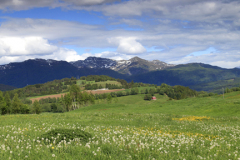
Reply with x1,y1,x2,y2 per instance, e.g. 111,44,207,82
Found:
142,83,216,101
0,91,40,115
80,75,116,82
84,83,122,90
3,77,77,99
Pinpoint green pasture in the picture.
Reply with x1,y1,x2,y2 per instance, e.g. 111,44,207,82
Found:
74,91,240,117
26,93,68,100
77,80,122,88
1,91,240,159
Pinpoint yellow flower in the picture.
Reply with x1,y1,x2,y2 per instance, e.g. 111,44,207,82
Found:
52,147,54,149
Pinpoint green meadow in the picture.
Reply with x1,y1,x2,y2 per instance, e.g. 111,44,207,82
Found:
77,80,122,88
1,91,240,159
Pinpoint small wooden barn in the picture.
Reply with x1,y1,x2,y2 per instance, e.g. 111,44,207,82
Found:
152,96,157,100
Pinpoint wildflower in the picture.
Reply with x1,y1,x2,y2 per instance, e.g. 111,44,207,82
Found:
52,154,55,157
52,147,54,149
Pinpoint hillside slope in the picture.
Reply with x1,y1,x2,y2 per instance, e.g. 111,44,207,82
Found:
129,63,240,86
0,84,17,91
190,77,240,93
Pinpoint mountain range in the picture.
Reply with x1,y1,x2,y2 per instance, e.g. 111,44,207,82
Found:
0,58,126,88
1,56,240,92
71,56,175,75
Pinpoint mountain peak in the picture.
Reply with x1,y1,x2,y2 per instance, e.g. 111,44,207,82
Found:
129,56,144,62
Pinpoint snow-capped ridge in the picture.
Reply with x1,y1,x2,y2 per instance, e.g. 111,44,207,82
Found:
71,56,175,75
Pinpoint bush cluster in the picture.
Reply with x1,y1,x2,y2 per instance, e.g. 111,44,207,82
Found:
40,128,92,144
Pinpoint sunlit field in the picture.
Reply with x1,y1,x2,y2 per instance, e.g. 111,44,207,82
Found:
1,92,240,159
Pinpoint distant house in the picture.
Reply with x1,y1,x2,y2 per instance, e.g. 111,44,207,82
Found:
152,96,156,100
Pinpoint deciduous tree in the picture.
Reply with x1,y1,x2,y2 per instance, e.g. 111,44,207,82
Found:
12,93,21,114
64,93,72,111
4,92,11,114
33,100,41,114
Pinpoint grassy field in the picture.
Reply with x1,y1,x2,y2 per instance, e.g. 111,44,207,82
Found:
77,80,122,88
1,92,240,159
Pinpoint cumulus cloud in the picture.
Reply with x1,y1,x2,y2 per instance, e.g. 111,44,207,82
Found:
64,0,119,6
97,0,240,23
168,51,240,69
0,47,86,65
0,34,85,64
95,51,133,60
1,0,240,25
109,37,146,54
0,36,58,56
42,48,82,62
0,0,119,11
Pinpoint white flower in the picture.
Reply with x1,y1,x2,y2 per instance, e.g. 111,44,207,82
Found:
52,154,55,157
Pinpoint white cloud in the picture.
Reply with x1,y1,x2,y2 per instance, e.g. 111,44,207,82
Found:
0,0,119,11
96,51,133,60
109,37,146,54
0,47,87,65
0,36,58,56
0,35,86,64
168,51,240,69
42,48,82,62
210,61,240,69
64,0,119,6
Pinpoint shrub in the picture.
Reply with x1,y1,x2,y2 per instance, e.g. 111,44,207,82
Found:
57,104,66,113
41,104,51,112
51,103,58,112
40,128,92,144
144,94,152,101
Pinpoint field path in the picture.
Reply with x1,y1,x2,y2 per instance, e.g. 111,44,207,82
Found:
30,89,125,102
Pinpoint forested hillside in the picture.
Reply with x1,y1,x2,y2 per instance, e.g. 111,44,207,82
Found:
129,63,240,87
0,84,16,91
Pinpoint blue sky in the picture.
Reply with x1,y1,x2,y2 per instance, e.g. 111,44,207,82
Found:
0,0,240,68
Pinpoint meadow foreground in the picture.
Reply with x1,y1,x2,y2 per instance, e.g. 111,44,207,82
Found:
1,93,240,160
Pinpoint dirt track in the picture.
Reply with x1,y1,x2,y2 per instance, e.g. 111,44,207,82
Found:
30,89,125,102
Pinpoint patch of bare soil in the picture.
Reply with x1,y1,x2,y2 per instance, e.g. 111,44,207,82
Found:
30,89,125,102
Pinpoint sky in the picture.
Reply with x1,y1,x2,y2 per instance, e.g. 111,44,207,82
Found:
0,0,240,68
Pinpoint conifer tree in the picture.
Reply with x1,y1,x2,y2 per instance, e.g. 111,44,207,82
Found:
4,92,11,114
0,91,7,115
